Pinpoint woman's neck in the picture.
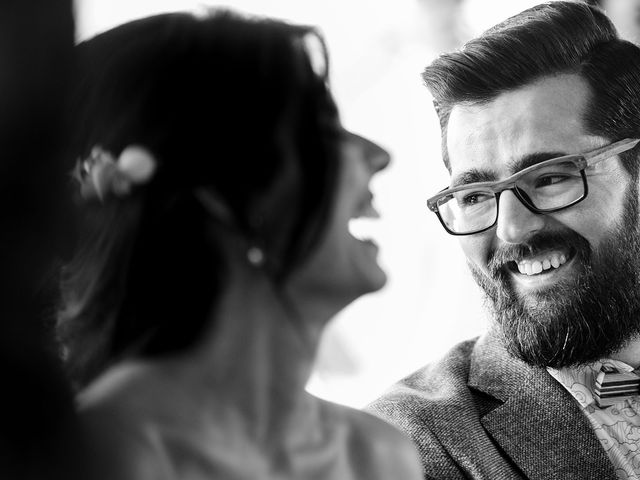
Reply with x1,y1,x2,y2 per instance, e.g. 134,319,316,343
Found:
169,265,332,446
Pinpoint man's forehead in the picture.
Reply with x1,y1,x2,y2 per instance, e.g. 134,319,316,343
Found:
445,74,595,180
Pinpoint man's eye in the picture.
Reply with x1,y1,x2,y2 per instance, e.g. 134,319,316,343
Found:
460,191,492,206
534,174,571,188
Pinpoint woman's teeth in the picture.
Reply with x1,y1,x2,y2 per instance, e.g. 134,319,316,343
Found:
348,217,378,242
349,198,381,242
517,253,567,276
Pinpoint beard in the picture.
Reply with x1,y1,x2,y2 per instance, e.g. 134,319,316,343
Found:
471,186,640,368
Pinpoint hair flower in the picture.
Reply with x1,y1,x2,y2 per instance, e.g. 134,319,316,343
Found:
75,145,157,201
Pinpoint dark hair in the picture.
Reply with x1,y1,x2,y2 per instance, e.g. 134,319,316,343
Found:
58,10,341,387
423,1,640,175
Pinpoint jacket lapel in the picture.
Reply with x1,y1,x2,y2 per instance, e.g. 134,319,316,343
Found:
469,332,616,479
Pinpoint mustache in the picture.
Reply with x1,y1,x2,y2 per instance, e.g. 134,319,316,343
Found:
487,230,591,277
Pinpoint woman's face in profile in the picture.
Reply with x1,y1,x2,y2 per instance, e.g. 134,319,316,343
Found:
287,128,390,310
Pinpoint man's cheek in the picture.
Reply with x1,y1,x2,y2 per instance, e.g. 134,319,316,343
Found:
460,239,490,273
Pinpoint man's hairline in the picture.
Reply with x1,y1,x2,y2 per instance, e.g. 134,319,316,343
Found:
437,71,609,177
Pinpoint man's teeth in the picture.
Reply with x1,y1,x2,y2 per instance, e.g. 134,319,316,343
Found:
516,254,567,276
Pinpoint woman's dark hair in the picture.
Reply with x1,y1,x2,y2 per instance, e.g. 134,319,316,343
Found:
423,1,640,176
58,10,341,387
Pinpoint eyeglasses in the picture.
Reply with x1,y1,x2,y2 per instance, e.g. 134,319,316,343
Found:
427,138,640,236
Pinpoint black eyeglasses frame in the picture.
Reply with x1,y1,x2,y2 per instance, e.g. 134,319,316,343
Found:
427,137,640,236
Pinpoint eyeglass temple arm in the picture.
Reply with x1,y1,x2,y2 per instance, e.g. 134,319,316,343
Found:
427,187,449,212
585,138,640,166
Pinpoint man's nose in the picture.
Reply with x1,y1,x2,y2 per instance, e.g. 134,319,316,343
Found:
495,189,545,244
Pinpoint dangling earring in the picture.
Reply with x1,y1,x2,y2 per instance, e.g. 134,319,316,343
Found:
246,209,267,268
247,245,265,267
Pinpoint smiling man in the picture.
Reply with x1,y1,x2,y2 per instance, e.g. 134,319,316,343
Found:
368,2,640,479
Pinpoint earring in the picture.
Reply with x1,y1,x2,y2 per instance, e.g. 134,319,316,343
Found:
247,246,265,267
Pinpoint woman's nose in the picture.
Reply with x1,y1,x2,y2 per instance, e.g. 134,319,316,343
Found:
349,132,391,172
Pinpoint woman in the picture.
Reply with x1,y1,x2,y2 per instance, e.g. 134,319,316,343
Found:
58,10,422,480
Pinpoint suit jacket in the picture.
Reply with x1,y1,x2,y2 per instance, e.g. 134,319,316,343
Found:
366,332,618,479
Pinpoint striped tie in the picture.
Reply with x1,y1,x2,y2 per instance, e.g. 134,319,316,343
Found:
593,366,640,407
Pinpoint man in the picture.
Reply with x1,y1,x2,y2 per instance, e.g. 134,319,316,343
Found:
368,2,640,479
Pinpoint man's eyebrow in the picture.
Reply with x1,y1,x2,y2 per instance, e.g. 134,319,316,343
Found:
508,152,567,173
451,169,495,187
451,151,569,188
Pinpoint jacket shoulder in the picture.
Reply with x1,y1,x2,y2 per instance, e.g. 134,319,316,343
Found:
368,337,478,414
365,337,482,479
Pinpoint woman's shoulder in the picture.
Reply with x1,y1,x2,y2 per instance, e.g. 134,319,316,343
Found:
77,363,179,480
77,362,261,479
318,398,424,480
79,361,170,416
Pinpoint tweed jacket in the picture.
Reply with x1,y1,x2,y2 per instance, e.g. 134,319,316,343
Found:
366,332,618,479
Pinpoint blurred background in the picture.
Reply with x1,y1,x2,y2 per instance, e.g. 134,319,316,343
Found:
73,0,640,408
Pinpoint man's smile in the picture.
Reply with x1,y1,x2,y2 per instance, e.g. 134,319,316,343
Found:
503,247,578,290
515,251,568,275
506,246,574,275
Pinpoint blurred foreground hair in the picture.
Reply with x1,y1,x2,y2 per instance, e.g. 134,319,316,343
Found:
58,10,342,388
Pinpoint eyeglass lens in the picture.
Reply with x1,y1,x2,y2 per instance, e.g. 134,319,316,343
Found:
437,160,585,234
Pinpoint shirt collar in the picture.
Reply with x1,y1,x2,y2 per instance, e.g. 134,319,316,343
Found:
547,359,636,408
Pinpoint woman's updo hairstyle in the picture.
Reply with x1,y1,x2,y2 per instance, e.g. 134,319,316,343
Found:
58,10,341,387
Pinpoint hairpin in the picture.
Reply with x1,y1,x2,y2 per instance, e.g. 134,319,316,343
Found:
74,145,157,201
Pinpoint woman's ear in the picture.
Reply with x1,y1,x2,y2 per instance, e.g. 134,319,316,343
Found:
195,187,272,271
194,187,236,227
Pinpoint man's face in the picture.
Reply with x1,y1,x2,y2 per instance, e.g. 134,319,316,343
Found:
446,73,640,367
